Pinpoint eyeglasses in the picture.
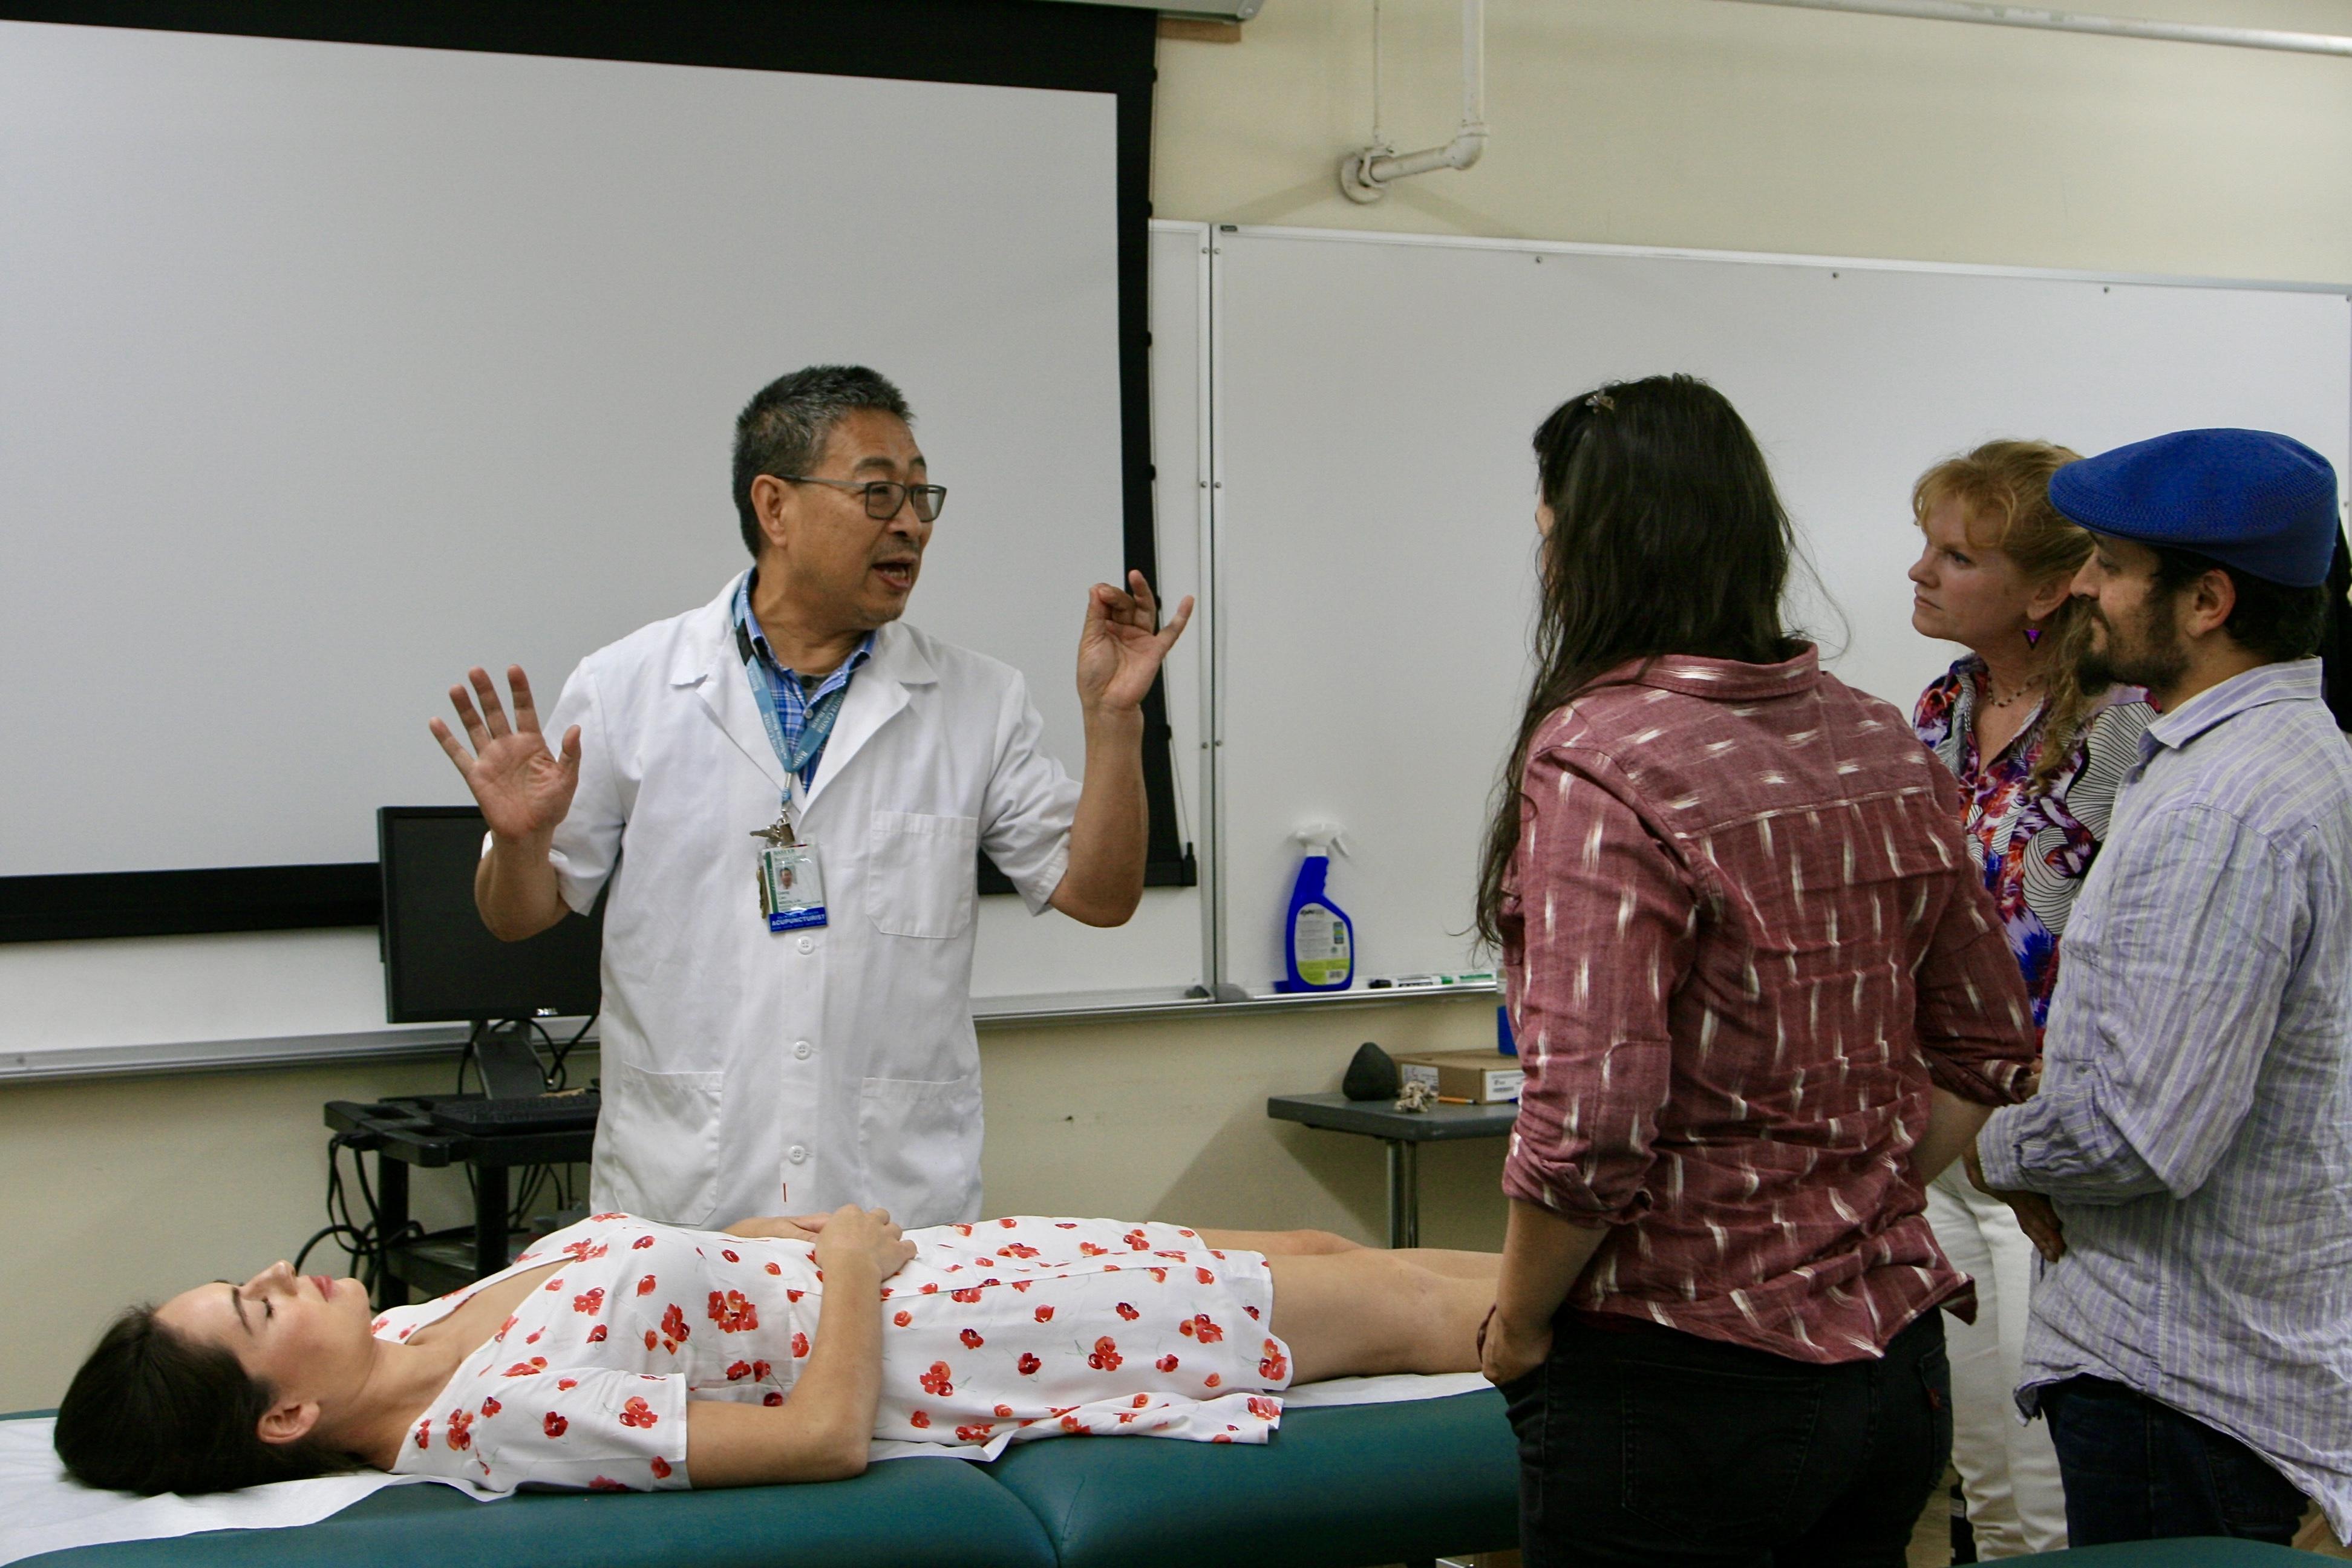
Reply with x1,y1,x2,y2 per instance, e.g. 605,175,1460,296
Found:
779,474,947,523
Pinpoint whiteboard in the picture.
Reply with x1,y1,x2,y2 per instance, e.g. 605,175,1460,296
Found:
0,20,1202,999
1210,227,2352,991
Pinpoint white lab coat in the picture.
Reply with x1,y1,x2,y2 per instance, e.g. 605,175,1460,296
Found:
541,575,1079,1229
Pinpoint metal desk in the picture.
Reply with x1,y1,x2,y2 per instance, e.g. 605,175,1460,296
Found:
1266,1091,1517,1248
325,1097,596,1306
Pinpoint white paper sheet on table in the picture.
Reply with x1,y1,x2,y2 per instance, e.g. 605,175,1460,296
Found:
1,1374,1492,1564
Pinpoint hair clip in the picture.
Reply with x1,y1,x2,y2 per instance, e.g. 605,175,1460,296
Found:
1585,391,1616,413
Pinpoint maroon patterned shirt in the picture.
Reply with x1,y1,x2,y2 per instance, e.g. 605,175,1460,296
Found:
1500,646,2034,1364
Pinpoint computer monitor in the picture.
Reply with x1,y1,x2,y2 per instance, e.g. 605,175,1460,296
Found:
378,806,604,1028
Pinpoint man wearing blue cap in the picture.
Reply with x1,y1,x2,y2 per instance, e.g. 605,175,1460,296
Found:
1964,428,2352,1548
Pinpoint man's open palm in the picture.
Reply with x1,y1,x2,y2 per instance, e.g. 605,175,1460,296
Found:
430,665,581,842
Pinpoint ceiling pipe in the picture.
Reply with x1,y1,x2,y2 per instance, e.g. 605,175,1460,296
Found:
1339,0,1488,204
1709,0,2352,59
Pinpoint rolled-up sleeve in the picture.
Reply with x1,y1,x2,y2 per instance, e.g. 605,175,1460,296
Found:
1913,857,2037,1107
1501,744,1696,1224
1978,803,2293,1203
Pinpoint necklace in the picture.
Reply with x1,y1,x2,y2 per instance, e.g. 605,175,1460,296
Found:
1981,670,2045,712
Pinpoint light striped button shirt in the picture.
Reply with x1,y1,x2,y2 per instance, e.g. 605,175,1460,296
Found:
1978,658,2352,1535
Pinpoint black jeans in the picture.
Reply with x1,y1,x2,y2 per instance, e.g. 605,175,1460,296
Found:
1504,1309,1952,1568
2041,1375,2308,1547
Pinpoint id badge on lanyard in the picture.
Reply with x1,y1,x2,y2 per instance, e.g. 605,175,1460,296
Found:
752,779,829,932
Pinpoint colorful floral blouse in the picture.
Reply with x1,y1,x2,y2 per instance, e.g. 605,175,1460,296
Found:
379,1214,1288,1492
1913,656,2154,1031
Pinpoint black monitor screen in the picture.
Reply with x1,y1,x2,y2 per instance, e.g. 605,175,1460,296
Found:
379,807,603,1025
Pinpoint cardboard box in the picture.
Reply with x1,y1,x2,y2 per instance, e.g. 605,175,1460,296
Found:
1394,1050,1523,1105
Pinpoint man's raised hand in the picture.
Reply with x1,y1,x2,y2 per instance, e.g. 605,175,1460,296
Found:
1076,570,1195,719
429,665,581,844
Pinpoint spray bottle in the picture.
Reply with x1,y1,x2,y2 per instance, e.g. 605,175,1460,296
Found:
1282,823,1355,993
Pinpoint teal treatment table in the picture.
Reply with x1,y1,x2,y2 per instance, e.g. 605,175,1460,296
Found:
12,1391,1522,1568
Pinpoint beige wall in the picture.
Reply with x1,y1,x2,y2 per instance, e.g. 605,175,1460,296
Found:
8,0,2350,1413
1155,0,2352,283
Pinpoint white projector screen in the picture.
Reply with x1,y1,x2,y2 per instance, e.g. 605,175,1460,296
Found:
0,19,1135,898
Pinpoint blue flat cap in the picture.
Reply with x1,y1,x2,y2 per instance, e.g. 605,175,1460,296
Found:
2051,429,2342,587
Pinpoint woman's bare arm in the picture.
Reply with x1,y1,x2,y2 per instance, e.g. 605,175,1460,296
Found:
683,1207,911,1487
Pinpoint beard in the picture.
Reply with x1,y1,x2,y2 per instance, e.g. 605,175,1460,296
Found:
2076,592,2189,695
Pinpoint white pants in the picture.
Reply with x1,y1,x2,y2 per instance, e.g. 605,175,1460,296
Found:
1927,1164,2069,1558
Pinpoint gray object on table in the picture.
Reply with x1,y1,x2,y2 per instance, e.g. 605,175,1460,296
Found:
1266,1091,1517,1248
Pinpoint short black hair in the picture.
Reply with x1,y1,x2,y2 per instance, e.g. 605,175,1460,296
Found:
55,1307,350,1494
2149,544,2328,663
731,365,913,557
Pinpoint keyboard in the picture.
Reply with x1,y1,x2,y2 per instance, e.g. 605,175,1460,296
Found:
428,1091,601,1137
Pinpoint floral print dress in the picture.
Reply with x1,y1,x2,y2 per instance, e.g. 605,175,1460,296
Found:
1913,656,2154,1030
380,1214,1290,1493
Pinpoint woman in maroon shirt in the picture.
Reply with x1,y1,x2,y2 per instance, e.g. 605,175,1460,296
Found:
1474,375,2036,1567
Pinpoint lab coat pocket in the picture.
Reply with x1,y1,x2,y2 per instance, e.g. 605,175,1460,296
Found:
866,811,979,939
857,1072,984,1227
598,1057,724,1226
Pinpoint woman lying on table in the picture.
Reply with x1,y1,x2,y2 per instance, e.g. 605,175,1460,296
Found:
56,1208,1498,1495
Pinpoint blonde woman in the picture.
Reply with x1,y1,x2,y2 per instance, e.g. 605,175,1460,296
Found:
1906,440,2154,1558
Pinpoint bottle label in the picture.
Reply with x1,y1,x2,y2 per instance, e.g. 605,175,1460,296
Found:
1293,904,1351,986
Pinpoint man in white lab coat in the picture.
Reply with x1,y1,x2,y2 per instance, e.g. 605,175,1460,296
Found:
430,365,1189,1228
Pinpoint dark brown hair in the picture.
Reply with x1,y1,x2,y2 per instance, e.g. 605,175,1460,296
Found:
1474,374,1800,947
54,1307,350,1494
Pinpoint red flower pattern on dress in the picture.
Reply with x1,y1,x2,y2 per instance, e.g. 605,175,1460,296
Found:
728,1361,753,1380
1156,1354,1179,1373
480,1397,501,1418
909,1411,931,1429
1114,1302,1138,1321
893,1310,913,1328
573,1287,604,1315
543,1411,567,1438
1078,1242,1108,1256
636,1274,656,1296
919,1283,938,1295
1017,1353,1042,1376
998,1218,1018,1229
592,1212,624,1222
791,1331,810,1358
960,1328,985,1348
632,1235,655,1250
1009,1281,1032,1293
765,1262,783,1275
643,1330,658,1351
586,1324,607,1343
753,1361,772,1380
950,1287,984,1304
589,1477,627,1492
1247,1396,1279,1421
544,1276,564,1293
557,1377,578,1391
1034,1305,1054,1322
786,1289,805,1302
763,1391,784,1406
497,1315,517,1341
413,1419,431,1449
994,1403,1014,1418
997,1243,1038,1259
502,1357,548,1376
1088,1337,1122,1371
650,1455,672,1480
618,1396,659,1429
707,1290,757,1333
1195,1268,1215,1285
1123,1229,1150,1251
660,1303,691,1349
721,1249,739,1262
919,1361,954,1396
1059,1414,1090,1434
1204,1373,1222,1388
443,1408,472,1451
525,1329,543,1345
1244,1305,1260,1319
953,1224,974,1236
956,1423,994,1442
1258,1339,1289,1380
1148,1269,1166,1284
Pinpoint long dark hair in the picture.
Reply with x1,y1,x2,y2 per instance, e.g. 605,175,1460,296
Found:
1474,374,1800,947
55,1307,351,1494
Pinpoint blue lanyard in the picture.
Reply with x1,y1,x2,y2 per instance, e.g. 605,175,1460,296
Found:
736,627,857,803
